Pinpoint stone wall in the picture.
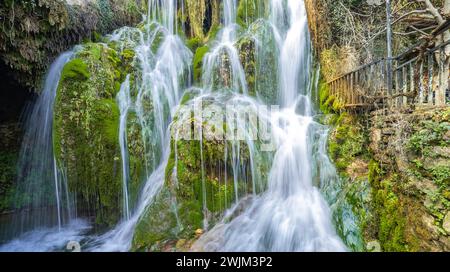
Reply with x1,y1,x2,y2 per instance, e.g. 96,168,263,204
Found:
369,107,450,251
324,105,450,252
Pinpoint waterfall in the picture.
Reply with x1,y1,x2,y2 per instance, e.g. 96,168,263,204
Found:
117,76,132,221
192,0,346,252
279,0,310,109
0,51,91,251
84,1,193,251
1,0,348,252
202,0,247,94
12,52,73,230
223,0,237,27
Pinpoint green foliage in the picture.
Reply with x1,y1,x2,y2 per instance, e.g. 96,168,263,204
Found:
408,120,449,156
431,166,450,188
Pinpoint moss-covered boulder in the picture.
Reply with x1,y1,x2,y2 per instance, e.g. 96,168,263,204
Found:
132,91,274,251
53,42,145,226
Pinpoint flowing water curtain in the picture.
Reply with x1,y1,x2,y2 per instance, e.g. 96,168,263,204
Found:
202,0,248,94
191,0,347,252
6,52,74,240
117,76,132,220
108,1,193,214
1,0,349,252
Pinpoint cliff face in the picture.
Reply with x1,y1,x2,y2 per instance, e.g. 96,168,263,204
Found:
319,79,450,252
309,0,450,252
304,0,331,53
369,108,450,251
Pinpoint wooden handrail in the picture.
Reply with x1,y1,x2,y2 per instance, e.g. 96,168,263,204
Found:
326,21,450,110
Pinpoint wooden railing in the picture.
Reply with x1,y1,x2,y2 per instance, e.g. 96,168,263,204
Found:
327,23,450,110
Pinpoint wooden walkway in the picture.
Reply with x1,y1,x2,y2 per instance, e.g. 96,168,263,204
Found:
327,22,450,111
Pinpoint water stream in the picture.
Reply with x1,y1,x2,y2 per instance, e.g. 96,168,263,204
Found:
0,52,81,250
192,0,345,252
1,0,348,252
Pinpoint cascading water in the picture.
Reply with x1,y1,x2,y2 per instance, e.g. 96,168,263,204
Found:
192,0,346,251
1,0,349,252
84,1,193,252
117,76,132,221
0,51,90,251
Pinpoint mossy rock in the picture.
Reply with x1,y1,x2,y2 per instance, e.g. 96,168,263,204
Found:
132,92,274,251
193,45,210,84
53,43,141,227
327,112,369,173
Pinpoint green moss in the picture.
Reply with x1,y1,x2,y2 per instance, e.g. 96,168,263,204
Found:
328,113,368,173
126,111,146,208
319,80,331,113
132,188,179,252
60,59,90,81
206,24,221,41
237,36,256,97
193,46,209,83
368,161,408,251
186,37,203,52
376,178,407,251
53,42,136,226
318,77,344,113
236,20,279,102
132,97,273,250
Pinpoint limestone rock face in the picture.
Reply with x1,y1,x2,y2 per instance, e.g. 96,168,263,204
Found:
443,212,450,234
323,103,450,252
